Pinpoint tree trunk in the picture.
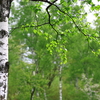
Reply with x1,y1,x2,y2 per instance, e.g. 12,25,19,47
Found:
30,87,35,100
0,0,12,100
59,66,62,100
44,89,47,100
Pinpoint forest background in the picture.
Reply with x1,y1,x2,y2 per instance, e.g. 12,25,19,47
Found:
8,0,100,100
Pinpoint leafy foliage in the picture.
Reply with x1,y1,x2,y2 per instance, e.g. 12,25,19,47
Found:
8,0,100,100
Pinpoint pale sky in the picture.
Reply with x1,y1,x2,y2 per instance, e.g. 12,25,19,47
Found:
86,0,100,22
92,0,100,5
78,0,100,23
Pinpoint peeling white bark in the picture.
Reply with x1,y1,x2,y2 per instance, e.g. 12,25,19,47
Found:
0,18,8,32
59,81,62,100
0,17,8,100
0,0,12,99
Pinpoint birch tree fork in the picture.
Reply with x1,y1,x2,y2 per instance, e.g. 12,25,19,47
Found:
0,0,12,100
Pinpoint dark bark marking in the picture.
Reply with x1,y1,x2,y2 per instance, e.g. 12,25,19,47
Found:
4,62,9,73
0,82,3,87
0,61,9,73
0,95,5,100
3,85,6,92
0,3,7,22
30,87,35,100
0,52,2,55
0,0,13,21
0,41,4,46
0,29,8,38
0,53,6,56
0,59,5,63
0,66,3,73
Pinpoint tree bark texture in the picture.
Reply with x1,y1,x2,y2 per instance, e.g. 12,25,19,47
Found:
0,0,12,100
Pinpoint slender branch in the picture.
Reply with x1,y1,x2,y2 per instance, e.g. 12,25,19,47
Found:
50,24,59,41
46,0,58,24
10,22,49,34
87,37,93,50
45,0,59,41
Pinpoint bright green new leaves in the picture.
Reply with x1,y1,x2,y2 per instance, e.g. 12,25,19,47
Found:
91,5,100,11
46,41,57,55
46,40,67,64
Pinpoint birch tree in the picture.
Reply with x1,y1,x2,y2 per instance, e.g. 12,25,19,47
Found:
1,0,100,99
0,0,13,100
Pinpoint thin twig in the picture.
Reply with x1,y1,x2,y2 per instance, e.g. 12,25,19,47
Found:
46,0,58,24
45,0,59,41
10,22,49,34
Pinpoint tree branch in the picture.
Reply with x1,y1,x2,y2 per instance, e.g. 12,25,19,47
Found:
31,0,100,38
10,22,49,34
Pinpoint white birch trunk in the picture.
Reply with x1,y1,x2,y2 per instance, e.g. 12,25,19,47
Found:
0,17,8,100
59,66,62,100
0,0,12,100
44,89,47,100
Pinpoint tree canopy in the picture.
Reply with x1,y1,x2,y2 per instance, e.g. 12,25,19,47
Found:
8,0,100,100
